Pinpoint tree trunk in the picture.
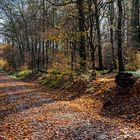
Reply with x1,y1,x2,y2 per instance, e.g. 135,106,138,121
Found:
77,0,86,71
45,41,49,69
131,0,140,49
37,38,41,72
117,0,125,72
94,0,103,70
109,2,117,69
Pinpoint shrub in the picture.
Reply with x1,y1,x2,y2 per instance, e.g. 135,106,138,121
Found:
126,53,140,71
39,71,73,88
9,70,32,79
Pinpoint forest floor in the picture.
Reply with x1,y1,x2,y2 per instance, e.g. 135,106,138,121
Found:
0,72,140,140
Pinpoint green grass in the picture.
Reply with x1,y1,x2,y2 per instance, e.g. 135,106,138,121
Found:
41,79,58,88
40,73,63,88
9,70,32,79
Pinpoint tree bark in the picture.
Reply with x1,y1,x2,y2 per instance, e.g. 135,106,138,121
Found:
77,0,86,71
131,0,140,49
94,0,103,70
117,0,125,72
109,1,117,69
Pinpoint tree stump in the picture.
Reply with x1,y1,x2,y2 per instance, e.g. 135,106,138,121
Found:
115,71,139,88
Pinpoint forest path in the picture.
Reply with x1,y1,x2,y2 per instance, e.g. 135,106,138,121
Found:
0,73,139,140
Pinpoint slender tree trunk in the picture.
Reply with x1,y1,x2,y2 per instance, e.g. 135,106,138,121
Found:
117,0,125,72
34,38,38,72
94,0,103,70
42,40,45,68
45,41,49,69
37,38,41,71
70,41,76,71
31,37,35,72
109,2,117,69
11,39,17,71
85,0,96,80
77,0,86,71
131,0,140,49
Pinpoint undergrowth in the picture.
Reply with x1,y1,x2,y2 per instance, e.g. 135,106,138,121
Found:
39,70,73,88
9,70,32,79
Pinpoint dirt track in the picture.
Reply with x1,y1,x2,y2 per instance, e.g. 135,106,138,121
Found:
0,73,139,140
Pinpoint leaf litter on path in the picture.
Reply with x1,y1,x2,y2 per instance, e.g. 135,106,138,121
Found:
0,73,139,140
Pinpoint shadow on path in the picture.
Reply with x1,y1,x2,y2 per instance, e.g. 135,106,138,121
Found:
0,73,55,119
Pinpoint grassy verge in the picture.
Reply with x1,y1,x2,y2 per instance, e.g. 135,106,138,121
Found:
8,70,32,79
